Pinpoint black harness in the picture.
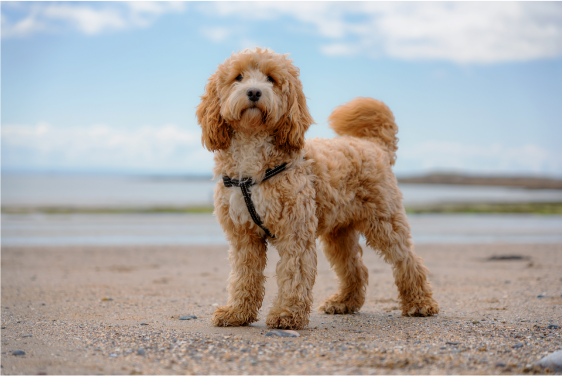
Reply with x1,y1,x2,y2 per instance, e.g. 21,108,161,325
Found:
222,163,287,238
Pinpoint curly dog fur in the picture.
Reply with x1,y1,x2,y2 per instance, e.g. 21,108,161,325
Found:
197,47,439,330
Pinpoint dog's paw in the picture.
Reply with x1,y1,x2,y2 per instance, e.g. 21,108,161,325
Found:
211,305,257,327
318,294,363,314
402,297,439,317
266,309,309,330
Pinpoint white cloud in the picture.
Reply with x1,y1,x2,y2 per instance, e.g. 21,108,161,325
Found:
42,4,125,35
397,141,561,176
126,1,185,16
197,2,353,39
198,23,260,51
200,26,231,43
374,2,562,63
4,2,559,63
1,5,46,37
2,123,559,176
2,123,214,173
320,43,362,57
1,1,186,38
200,2,561,64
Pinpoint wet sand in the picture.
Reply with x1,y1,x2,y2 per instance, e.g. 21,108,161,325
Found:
1,243,561,375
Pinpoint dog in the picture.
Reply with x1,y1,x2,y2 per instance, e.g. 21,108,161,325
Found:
196,47,439,330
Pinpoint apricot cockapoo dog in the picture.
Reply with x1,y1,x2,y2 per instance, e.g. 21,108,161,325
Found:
196,47,439,330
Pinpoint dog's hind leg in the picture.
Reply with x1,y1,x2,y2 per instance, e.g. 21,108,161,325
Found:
360,208,439,317
318,225,368,314
212,206,268,327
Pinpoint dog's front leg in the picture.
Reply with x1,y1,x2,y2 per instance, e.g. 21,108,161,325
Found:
265,192,318,330
212,204,268,327
266,232,317,330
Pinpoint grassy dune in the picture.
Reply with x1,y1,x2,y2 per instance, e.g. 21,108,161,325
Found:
397,174,562,189
404,202,562,214
1,206,215,215
2,202,561,215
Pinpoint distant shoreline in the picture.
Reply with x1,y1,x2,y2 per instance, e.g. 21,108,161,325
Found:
397,173,562,190
3,172,561,189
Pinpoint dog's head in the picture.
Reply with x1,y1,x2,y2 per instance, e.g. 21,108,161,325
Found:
197,48,314,153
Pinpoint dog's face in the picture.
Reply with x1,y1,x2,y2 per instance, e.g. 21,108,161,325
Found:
197,48,314,153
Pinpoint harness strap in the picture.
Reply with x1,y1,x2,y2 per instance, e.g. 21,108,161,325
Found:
222,163,287,238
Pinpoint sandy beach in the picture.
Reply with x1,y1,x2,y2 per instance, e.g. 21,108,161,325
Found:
1,242,561,375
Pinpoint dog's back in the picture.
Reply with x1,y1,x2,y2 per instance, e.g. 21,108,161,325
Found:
305,97,403,235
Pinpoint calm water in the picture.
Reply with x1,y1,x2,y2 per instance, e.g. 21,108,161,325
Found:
2,174,561,208
2,174,560,246
2,213,561,246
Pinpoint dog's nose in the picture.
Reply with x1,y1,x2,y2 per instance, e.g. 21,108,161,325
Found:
247,88,262,102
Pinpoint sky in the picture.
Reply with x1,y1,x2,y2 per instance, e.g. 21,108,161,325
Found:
1,1,562,177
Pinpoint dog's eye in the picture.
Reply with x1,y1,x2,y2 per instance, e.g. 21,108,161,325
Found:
235,74,243,82
267,76,275,83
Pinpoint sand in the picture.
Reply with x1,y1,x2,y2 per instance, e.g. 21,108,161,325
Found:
1,243,561,375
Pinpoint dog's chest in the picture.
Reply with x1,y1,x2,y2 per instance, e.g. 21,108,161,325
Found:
221,184,270,229
215,132,278,230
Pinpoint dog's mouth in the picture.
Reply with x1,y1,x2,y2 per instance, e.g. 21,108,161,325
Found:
245,105,261,112
241,106,263,119
238,105,269,129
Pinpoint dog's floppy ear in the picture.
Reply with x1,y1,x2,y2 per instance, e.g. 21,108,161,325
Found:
197,73,232,151
272,65,314,153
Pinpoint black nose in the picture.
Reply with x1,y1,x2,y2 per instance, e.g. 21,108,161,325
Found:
247,88,262,102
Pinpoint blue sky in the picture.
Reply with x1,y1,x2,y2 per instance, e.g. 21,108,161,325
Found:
2,1,562,177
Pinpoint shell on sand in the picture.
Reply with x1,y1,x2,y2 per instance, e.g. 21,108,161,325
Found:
535,350,562,372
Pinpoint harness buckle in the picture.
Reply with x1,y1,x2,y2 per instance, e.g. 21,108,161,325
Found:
222,163,287,238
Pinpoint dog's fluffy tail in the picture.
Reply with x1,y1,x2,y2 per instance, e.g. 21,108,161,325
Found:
328,97,398,165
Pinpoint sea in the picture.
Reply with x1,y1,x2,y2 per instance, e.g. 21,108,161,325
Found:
2,174,561,246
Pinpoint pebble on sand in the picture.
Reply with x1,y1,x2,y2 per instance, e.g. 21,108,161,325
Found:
140,323,149,326
534,350,562,372
137,349,146,356
12,350,25,356
179,315,197,320
265,330,300,338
